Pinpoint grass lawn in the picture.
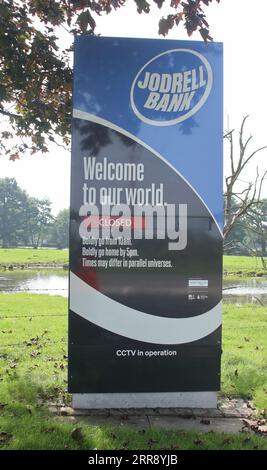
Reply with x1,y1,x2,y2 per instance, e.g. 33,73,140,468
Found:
224,256,266,275
0,249,266,275
0,248,68,266
222,305,267,411
0,294,266,450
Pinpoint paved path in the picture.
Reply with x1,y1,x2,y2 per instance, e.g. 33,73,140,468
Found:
50,398,258,434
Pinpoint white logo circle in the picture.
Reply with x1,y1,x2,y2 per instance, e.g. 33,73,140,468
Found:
130,48,213,126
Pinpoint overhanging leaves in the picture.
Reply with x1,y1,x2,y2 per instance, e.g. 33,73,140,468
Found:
0,0,220,159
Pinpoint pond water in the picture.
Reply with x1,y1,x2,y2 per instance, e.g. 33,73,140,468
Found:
223,277,267,305
0,270,68,298
0,270,266,305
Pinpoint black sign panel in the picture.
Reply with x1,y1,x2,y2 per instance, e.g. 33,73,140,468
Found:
69,37,223,394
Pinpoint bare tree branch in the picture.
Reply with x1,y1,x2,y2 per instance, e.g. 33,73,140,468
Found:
224,115,267,240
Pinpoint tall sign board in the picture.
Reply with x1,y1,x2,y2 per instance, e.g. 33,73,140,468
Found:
69,37,223,407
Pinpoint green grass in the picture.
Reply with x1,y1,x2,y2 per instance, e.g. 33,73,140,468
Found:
222,304,267,411
0,294,266,450
0,248,68,266
223,255,266,275
1,412,266,450
0,249,266,274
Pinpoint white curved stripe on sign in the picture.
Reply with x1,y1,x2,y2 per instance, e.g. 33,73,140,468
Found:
73,108,223,237
70,272,222,345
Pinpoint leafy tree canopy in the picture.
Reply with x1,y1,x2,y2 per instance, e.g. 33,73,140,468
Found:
0,177,53,248
49,207,69,248
0,177,28,247
0,0,220,159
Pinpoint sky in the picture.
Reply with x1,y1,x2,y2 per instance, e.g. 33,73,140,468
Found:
1,0,266,214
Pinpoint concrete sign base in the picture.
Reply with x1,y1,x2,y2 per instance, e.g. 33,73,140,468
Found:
72,392,217,410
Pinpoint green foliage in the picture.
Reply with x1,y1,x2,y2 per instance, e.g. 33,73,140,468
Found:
0,178,28,247
245,199,267,262
224,198,267,260
0,0,220,158
0,178,53,248
25,197,53,249
0,0,72,157
47,208,69,249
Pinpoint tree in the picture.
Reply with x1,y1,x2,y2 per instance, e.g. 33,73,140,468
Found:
223,198,267,263
25,197,53,249
0,177,54,248
252,199,267,258
0,0,220,159
242,199,267,268
223,197,249,255
49,208,69,248
224,116,267,242
0,177,28,247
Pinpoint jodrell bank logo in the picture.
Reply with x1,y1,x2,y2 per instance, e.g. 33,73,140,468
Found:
130,49,213,126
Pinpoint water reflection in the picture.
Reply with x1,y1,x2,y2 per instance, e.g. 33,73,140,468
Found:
0,271,68,298
223,277,267,305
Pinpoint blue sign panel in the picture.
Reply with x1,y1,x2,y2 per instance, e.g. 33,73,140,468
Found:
69,37,223,394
